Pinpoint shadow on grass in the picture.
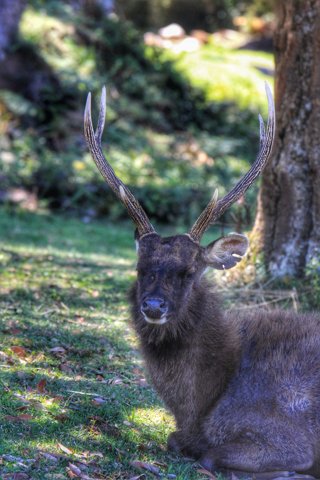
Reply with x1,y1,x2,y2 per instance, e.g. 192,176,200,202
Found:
0,370,167,477
0,208,136,257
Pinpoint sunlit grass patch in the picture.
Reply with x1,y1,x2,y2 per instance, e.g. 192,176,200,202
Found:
126,406,175,442
170,44,274,112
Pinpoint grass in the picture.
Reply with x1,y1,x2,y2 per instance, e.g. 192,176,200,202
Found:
0,205,317,479
0,207,221,480
170,44,274,112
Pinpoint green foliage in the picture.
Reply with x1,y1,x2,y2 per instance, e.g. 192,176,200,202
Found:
116,0,274,32
171,45,274,114
0,3,273,227
78,15,222,131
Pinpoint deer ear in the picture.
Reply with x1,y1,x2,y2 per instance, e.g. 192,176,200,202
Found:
204,233,249,270
134,229,140,252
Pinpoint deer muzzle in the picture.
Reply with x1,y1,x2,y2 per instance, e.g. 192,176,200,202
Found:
141,297,168,324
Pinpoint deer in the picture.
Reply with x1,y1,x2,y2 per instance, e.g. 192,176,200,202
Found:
84,84,320,479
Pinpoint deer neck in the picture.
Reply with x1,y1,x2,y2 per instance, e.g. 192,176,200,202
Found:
129,278,240,429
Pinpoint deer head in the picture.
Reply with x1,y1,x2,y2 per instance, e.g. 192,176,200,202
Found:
84,84,275,324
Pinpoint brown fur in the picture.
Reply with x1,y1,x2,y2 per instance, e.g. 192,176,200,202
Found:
129,233,320,477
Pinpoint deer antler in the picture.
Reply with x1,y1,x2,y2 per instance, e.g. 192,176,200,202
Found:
189,82,275,242
84,87,155,238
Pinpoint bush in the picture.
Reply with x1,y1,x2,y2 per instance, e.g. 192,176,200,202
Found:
116,0,274,32
0,3,263,229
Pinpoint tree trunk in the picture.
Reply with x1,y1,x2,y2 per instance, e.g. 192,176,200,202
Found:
0,0,26,60
255,0,320,277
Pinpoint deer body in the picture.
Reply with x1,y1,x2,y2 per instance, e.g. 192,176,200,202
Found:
84,85,320,476
130,275,237,436
129,234,320,476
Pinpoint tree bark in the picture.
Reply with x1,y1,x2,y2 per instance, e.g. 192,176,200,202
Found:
0,0,26,60
254,0,320,277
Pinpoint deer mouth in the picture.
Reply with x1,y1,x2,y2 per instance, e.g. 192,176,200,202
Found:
142,312,169,325
140,297,169,324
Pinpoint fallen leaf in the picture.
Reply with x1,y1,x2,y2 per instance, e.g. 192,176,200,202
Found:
136,378,148,387
132,367,143,375
74,451,103,459
4,414,33,422
92,397,106,406
129,476,146,480
58,443,73,455
10,346,27,358
131,460,160,476
53,413,69,422
2,474,30,480
2,454,25,462
197,468,217,479
3,326,22,334
50,346,66,354
39,451,59,463
16,405,29,412
29,399,43,410
52,395,64,403
37,378,47,393
107,377,123,385
153,460,167,468
79,475,97,480
67,470,78,479
60,362,73,373
68,463,82,476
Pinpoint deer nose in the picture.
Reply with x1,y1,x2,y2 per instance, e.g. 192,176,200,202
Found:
141,297,168,319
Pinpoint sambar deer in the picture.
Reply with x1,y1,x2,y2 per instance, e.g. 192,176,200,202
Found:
84,85,320,479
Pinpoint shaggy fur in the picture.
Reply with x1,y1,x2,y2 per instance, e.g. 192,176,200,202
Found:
129,233,320,478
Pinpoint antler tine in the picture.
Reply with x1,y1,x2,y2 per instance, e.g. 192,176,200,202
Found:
189,82,275,242
258,113,265,150
84,88,155,238
95,85,106,142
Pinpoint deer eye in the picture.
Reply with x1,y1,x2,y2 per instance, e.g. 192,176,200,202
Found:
185,270,195,280
178,269,194,281
149,273,156,282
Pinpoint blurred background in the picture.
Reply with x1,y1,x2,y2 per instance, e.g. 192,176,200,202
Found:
0,0,319,290
0,0,274,228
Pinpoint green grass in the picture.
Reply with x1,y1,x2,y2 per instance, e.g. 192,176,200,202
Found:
0,207,217,479
170,44,274,112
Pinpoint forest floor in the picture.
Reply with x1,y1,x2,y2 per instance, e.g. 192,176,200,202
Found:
0,207,314,480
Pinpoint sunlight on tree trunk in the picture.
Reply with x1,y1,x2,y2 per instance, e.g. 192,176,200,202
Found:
254,0,320,278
